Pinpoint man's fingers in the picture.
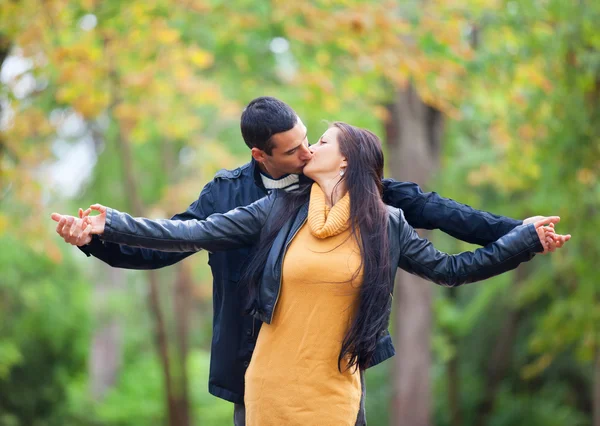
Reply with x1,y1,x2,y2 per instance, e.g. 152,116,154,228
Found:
70,218,90,243
51,213,94,246
76,225,93,246
55,216,66,235
61,216,75,237
534,216,561,228
68,216,80,237
57,216,74,243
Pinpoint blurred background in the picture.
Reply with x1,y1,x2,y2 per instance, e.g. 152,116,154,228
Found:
1,0,598,425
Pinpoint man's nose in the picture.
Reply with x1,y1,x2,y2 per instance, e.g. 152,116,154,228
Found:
301,144,314,159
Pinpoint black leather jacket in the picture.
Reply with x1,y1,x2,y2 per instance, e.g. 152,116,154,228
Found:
100,189,543,369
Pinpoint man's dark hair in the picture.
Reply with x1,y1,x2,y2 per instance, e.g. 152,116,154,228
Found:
241,96,298,155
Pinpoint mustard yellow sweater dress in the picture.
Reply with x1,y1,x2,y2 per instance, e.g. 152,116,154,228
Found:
244,184,363,425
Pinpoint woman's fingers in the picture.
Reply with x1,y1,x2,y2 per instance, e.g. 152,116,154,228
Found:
536,227,549,253
536,222,571,254
90,203,107,214
554,234,571,248
533,217,562,254
546,236,556,253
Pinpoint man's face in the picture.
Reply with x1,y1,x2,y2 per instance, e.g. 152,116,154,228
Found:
252,117,313,178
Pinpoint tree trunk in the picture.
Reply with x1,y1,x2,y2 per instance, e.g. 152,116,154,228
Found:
172,263,193,426
385,84,443,426
146,270,181,426
447,348,461,426
116,129,187,426
447,288,462,426
89,266,124,400
474,266,527,426
594,347,600,426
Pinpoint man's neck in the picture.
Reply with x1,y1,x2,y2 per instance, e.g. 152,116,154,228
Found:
257,162,286,180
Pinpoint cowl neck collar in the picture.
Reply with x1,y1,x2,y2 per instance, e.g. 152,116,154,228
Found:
307,183,351,238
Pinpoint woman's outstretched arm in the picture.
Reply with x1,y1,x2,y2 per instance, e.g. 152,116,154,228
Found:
395,209,568,287
51,191,280,253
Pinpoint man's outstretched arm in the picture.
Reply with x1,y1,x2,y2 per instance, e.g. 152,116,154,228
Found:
55,182,216,270
383,179,539,246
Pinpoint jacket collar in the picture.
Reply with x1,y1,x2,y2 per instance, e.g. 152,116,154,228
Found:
250,158,267,191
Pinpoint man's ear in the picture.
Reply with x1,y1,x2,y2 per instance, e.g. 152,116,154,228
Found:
251,147,266,163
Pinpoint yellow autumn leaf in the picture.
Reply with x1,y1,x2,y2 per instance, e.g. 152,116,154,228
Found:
189,48,214,69
81,0,99,11
156,27,180,44
73,96,102,119
114,103,138,122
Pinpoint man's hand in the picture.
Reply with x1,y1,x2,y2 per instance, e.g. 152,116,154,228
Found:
530,216,571,254
52,208,93,246
51,204,108,246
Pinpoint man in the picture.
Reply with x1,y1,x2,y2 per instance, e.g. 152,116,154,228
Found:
54,96,567,425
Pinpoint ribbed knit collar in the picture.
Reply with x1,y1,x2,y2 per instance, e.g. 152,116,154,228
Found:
308,183,351,239
260,172,300,191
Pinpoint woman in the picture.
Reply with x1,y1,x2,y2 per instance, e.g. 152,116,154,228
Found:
55,122,561,425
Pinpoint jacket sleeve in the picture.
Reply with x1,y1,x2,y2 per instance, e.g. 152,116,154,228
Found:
395,209,543,287
382,179,522,246
77,181,217,269
99,192,277,253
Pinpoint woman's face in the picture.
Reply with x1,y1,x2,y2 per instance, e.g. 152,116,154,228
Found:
303,127,347,180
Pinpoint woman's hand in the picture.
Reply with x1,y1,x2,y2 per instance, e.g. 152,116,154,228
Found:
533,216,571,254
51,204,108,244
79,204,107,234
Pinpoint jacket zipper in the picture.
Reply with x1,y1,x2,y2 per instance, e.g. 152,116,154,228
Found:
269,217,307,323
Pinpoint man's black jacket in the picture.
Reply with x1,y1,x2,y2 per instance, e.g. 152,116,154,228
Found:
80,159,523,403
